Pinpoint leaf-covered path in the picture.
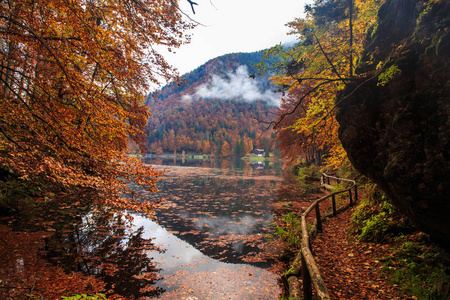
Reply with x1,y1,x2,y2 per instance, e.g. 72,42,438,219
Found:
311,208,412,299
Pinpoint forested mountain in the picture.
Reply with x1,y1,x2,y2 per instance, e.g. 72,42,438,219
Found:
153,51,271,102
146,51,281,156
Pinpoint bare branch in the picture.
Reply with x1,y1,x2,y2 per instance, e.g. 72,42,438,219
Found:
314,33,348,86
209,0,218,11
169,0,204,26
273,78,345,128
187,0,198,14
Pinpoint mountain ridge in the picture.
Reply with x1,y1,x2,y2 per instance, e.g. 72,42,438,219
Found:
151,50,276,104
145,50,279,156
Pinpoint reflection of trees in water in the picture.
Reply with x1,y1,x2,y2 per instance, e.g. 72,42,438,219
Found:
143,156,284,177
44,207,164,298
149,170,277,267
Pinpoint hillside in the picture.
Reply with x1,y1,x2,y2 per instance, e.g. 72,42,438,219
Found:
146,51,281,156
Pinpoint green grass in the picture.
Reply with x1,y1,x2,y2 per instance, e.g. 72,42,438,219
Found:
349,183,450,299
272,212,302,250
380,237,450,299
242,155,275,162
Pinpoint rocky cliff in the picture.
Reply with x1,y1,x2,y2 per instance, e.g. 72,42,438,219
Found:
336,0,450,247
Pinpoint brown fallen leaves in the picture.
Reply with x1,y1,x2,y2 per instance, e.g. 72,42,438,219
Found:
0,223,105,299
156,266,280,300
311,208,412,300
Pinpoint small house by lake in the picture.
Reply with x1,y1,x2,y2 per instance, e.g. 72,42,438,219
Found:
253,149,265,156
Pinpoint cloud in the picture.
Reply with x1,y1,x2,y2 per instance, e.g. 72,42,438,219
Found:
192,213,272,237
181,94,193,102
194,65,281,106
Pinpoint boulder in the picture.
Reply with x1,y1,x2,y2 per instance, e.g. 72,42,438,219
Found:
336,0,450,248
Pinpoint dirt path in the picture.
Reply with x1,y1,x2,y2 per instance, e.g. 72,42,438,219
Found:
311,208,413,300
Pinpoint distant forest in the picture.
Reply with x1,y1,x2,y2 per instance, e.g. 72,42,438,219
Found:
146,98,277,157
146,51,279,157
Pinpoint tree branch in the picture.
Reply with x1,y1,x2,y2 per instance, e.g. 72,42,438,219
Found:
314,33,348,86
314,71,381,127
272,78,346,129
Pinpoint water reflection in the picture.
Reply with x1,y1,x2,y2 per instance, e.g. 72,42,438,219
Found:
250,161,265,170
133,158,283,298
143,155,283,177
34,158,284,299
44,207,164,298
133,210,280,299
139,162,280,266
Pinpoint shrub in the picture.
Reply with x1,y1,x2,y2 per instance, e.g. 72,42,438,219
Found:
381,237,450,299
0,178,35,215
349,184,413,243
272,212,302,251
61,294,107,300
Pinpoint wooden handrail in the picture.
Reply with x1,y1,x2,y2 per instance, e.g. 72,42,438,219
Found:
296,173,358,300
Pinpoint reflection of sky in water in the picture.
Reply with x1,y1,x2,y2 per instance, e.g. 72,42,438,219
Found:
132,162,282,299
148,165,277,264
133,215,207,269
133,215,280,299
193,214,272,237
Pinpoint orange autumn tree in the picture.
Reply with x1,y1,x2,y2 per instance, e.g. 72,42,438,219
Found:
276,86,316,164
221,141,231,157
0,0,193,215
261,0,381,169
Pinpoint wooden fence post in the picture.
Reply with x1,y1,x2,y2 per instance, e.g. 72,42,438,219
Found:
301,252,312,300
332,194,337,216
296,176,356,300
315,204,322,232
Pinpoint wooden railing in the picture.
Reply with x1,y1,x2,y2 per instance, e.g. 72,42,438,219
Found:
287,173,358,300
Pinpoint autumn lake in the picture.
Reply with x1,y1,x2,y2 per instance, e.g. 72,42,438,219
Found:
134,156,284,299
0,156,289,300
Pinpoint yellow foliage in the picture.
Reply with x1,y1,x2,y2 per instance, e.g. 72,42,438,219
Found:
271,0,382,169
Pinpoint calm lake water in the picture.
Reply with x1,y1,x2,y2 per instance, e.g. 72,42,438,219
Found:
32,156,285,299
135,156,284,299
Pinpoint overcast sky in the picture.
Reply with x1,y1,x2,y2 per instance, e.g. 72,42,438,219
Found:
162,0,312,76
